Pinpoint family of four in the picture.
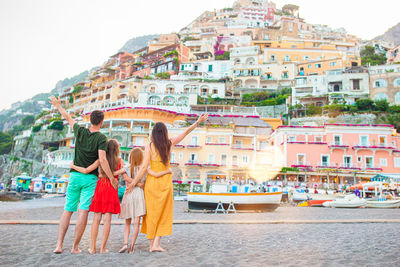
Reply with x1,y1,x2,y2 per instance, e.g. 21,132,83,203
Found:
50,96,207,254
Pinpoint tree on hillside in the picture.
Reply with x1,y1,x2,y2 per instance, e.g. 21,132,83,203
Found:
21,115,35,126
355,98,374,111
0,132,13,155
282,4,299,16
361,45,387,66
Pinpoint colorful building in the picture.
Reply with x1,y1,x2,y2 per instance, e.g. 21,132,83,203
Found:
369,64,400,104
272,124,400,188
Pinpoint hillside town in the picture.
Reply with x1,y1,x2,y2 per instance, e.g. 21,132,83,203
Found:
7,0,400,189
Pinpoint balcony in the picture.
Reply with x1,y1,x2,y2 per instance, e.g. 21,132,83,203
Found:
184,161,201,166
231,146,254,151
201,162,222,168
352,143,396,155
205,143,230,146
328,142,349,148
170,162,180,166
187,144,201,149
307,141,327,145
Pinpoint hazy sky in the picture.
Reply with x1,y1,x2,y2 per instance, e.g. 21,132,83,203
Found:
0,0,399,110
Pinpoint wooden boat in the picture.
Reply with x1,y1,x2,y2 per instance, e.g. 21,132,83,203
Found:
187,184,282,212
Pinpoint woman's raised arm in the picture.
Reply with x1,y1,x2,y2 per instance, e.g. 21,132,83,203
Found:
170,113,208,146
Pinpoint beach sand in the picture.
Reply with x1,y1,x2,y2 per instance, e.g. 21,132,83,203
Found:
1,197,400,266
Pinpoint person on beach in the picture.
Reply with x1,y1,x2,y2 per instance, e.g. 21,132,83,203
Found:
118,147,172,254
50,96,117,254
70,139,123,254
128,113,208,252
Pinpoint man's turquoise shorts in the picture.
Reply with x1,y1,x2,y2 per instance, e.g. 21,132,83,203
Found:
64,172,98,212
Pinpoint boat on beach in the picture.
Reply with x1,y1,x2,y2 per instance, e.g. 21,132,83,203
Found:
187,183,282,212
322,194,366,208
366,199,400,208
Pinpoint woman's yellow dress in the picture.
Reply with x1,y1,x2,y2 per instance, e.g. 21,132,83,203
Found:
141,146,173,239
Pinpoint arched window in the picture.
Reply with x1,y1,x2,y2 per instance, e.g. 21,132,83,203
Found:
373,93,388,101
394,92,400,105
394,78,400,87
373,79,387,88
234,58,241,65
246,57,255,65
165,84,175,94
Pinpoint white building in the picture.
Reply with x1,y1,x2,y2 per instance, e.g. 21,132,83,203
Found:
177,60,234,80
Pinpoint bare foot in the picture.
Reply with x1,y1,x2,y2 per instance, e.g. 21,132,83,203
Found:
88,248,96,254
119,244,128,253
150,246,166,252
53,246,63,254
100,249,109,254
71,247,82,254
129,245,134,254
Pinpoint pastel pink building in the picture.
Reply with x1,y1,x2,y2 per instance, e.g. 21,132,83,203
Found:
272,124,400,188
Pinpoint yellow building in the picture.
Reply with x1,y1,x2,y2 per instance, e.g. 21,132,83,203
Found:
251,38,361,68
296,57,345,76
51,108,278,183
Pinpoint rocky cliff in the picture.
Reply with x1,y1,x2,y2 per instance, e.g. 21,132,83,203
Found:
373,22,400,46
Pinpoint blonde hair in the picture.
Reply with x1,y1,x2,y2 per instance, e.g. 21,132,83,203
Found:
129,147,144,178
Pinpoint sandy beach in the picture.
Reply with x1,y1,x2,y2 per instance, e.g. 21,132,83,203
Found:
0,197,400,266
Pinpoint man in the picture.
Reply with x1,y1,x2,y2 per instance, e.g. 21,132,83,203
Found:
49,96,117,254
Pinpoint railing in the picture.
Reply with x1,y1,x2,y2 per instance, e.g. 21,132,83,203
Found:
231,145,254,150
352,143,396,149
328,142,349,147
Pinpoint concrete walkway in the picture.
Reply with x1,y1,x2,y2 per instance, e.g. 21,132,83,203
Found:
2,218,400,225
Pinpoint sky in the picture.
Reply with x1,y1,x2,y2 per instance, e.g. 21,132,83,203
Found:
0,0,399,111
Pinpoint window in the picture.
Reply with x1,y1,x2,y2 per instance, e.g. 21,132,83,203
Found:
308,64,312,69
315,63,321,68
208,65,213,72
373,79,387,88
360,136,368,146
191,136,198,146
288,136,296,142
242,155,249,164
352,79,360,90
208,154,215,164
171,153,176,163
334,135,341,145
344,156,352,168
218,137,226,143
357,156,362,163
190,153,197,163
315,136,323,142
379,136,387,146
235,140,242,148
297,154,305,165
221,154,227,165
365,156,374,168
394,78,400,87
194,65,198,71
380,158,387,167
395,158,400,168
207,137,212,143
330,61,337,66
212,89,218,94
374,93,389,101
232,155,238,166
395,92,400,105
284,55,290,62
179,152,183,159
282,72,289,79
321,155,329,167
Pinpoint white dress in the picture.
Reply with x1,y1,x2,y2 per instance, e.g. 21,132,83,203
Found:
119,167,146,219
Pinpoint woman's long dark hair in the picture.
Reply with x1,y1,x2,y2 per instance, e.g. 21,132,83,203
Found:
106,139,120,172
151,122,171,165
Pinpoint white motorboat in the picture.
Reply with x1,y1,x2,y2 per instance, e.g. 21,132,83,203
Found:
323,194,366,208
366,199,400,208
187,183,282,212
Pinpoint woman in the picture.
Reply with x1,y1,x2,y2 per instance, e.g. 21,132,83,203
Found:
126,113,208,252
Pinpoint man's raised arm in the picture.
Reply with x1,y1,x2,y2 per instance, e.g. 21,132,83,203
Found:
98,150,118,190
49,96,75,128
